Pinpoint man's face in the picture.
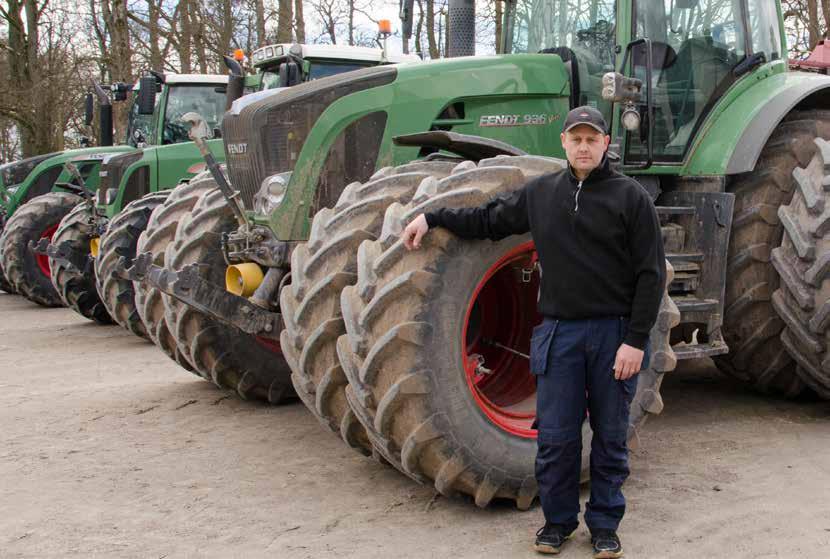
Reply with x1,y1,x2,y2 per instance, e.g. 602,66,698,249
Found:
560,125,611,176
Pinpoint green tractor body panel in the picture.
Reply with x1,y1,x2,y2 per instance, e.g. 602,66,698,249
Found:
98,138,224,218
258,54,571,239
0,146,133,216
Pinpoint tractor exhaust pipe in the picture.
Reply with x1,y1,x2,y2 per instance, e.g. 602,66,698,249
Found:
448,0,475,57
223,55,245,111
92,83,114,147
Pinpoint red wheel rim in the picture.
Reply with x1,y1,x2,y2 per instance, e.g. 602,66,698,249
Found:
36,224,59,278
462,241,541,438
255,336,283,355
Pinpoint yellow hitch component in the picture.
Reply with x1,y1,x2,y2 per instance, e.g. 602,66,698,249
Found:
226,262,264,297
89,237,100,257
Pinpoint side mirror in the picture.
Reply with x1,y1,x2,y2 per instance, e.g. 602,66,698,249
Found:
278,62,301,87
84,93,94,126
137,76,157,115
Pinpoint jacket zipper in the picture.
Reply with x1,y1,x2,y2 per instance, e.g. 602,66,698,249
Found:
574,180,583,212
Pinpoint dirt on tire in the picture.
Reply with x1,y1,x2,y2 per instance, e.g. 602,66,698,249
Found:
770,136,830,398
95,191,169,339
49,200,112,324
163,184,295,403
279,160,458,453
134,176,215,372
716,110,830,397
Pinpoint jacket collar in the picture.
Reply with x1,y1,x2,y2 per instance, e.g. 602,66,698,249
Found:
566,154,612,184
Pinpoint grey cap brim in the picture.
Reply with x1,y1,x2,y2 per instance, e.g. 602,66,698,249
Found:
563,122,607,135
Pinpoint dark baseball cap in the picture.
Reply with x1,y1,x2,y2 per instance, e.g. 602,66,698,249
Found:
563,105,608,135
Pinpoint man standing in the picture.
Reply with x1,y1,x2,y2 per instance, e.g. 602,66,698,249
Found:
401,106,665,558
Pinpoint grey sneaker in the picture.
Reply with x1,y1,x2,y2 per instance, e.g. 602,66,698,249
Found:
534,523,573,554
591,529,623,558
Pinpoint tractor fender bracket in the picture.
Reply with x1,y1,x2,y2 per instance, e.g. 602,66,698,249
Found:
29,238,91,274
392,131,527,162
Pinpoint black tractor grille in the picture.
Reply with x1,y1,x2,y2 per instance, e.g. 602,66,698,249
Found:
98,151,142,206
221,66,397,210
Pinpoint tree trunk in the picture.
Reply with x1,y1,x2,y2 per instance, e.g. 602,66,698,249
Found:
495,0,503,53
178,0,193,73
220,0,233,60
148,0,162,70
295,0,306,43
348,0,355,46
255,0,266,46
809,0,821,49
426,0,439,59
415,0,425,56
192,2,209,73
108,0,134,141
277,0,293,42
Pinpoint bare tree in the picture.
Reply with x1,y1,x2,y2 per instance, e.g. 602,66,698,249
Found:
0,0,91,155
277,0,293,41
295,0,306,42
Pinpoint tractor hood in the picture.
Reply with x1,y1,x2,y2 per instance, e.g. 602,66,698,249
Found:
1,145,133,214
0,152,61,191
221,54,570,239
221,66,396,210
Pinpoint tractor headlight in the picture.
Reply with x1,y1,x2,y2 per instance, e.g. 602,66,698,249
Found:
253,171,291,216
621,106,641,131
104,188,118,205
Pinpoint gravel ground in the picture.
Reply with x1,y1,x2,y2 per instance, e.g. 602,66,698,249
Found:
1,291,829,558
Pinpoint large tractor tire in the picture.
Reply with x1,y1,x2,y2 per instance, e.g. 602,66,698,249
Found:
163,184,295,403
49,201,112,324
95,191,169,338
0,268,13,294
337,157,679,507
135,177,215,371
716,110,830,397
770,137,830,398
0,222,17,294
279,160,458,453
0,192,82,306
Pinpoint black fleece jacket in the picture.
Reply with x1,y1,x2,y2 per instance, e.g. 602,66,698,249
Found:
424,156,665,350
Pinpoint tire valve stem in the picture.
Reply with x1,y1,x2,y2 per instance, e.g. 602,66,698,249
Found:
471,353,493,376
521,253,540,283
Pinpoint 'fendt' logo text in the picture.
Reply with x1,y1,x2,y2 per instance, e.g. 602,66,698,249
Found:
227,143,248,155
479,114,561,127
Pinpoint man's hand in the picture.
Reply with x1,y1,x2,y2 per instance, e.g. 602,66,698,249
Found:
401,214,429,250
614,343,645,380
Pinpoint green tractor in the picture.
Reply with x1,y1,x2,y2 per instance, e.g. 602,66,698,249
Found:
0,81,146,297
41,71,229,324
112,43,421,399
126,0,830,507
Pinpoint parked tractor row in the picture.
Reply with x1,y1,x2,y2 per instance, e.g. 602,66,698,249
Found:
2,0,828,509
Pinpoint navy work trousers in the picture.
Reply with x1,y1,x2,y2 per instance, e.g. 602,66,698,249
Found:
530,316,649,534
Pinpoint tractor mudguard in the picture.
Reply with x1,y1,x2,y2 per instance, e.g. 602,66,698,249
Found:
726,74,830,174
679,68,830,176
392,131,527,161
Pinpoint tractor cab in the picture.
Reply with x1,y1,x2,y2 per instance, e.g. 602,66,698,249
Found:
248,43,421,92
137,73,229,146
503,0,783,165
